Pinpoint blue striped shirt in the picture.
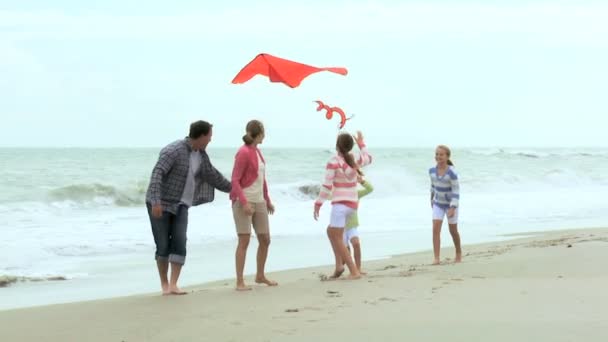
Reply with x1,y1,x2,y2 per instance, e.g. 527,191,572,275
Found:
429,166,460,209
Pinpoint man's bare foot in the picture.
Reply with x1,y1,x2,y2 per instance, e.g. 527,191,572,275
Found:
255,276,278,286
161,283,170,295
454,254,462,263
432,259,441,265
168,285,188,295
236,282,252,291
329,268,345,279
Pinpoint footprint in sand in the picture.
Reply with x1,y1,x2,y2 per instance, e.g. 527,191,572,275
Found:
379,265,398,271
274,328,296,336
302,306,323,311
285,306,323,314
365,297,398,305
440,278,464,286
378,297,398,302
319,274,343,282
326,290,342,298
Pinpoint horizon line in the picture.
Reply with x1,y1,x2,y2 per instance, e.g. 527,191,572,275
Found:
1,145,606,149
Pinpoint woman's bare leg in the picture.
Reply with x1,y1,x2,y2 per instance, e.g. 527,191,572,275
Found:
255,233,278,286
235,234,252,291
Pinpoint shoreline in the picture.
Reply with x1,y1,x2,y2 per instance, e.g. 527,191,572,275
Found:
1,226,607,341
0,224,590,311
0,227,608,313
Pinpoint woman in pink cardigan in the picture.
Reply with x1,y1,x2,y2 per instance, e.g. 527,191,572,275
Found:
230,120,277,291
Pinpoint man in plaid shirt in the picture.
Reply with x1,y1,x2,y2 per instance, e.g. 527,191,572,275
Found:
145,120,231,295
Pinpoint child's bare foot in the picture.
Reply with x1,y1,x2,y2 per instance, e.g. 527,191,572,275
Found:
454,253,462,263
255,276,278,286
432,259,441,265
329,268,345,279
168,285,188,295
236,282,252,291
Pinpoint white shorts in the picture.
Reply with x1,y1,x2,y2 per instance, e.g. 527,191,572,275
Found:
343,228,360,245
432,204,458,224
329,204,356,228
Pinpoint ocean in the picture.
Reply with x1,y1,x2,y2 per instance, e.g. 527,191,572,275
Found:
1,146,607,309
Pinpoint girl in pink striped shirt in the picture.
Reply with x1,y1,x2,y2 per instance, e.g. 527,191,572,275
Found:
314,131,372,280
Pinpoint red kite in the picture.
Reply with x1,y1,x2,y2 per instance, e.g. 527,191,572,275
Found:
315,100,354,129
231,53,348,88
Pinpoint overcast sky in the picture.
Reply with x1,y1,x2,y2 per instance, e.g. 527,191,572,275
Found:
1,0,607,148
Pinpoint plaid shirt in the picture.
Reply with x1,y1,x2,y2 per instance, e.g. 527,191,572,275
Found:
145,138,231,214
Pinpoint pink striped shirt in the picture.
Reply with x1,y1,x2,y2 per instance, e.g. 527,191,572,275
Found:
314,143,372,209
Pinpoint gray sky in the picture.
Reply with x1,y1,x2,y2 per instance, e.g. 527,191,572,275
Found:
1,0,607,148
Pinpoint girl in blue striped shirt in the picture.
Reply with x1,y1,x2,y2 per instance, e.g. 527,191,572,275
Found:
429,145,462,265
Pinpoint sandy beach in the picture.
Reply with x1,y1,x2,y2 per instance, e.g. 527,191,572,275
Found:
1,227,607,342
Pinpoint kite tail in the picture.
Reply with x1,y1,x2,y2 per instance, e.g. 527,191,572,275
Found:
331,107,347,128
314,100,327,112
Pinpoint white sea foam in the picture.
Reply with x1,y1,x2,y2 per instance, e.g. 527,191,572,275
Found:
1,147,607,309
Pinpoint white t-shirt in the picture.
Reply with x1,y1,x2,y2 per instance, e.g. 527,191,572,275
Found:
180,151,202,207
242,152,265,203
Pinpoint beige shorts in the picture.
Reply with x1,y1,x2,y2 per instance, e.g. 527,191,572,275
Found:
232,201,270,235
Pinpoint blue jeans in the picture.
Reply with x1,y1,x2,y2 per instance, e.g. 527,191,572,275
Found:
146,203,188,265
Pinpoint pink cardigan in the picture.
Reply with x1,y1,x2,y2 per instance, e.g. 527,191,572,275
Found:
314,142,372,209
230,144,271,206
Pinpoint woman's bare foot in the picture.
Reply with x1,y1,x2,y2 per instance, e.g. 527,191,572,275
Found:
432,259,441,265
255,276,278,286
454,253,462,263
359,270,368,276
347,273,362,280
168,285,188,295
329,268,345,279
236,282,252,291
